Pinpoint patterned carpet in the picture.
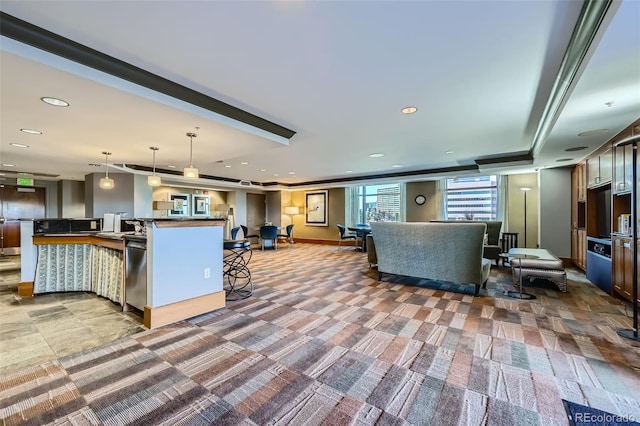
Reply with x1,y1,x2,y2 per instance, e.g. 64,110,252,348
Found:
1,243,640,425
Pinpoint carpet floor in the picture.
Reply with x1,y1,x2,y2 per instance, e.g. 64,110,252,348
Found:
1,244,639,425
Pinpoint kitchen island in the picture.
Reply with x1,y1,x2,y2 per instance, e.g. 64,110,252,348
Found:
20,218,226,329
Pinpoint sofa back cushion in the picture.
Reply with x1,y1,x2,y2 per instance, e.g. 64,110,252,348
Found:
369,222,487,285
430,220,502,245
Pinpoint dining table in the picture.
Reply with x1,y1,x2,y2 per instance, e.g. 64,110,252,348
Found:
348,225,372,252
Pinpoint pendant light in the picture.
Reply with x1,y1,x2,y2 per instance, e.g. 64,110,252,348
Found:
148,146,161,186
99,151,114,189
184,128,199,178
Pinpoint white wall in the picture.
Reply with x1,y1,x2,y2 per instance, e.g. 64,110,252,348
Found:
539,167,572,258
147,223,223,307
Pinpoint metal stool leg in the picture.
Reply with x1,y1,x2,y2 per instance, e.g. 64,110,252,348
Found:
223,241,253,301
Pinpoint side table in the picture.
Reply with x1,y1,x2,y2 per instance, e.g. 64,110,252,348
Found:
505,253,539,300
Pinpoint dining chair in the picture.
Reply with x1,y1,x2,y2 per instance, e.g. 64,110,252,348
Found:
337,224,357,250
259,225,279,250
277,224,294,245
230,226,241,240
241,225,259,244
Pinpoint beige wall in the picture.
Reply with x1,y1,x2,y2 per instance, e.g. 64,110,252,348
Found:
287,188,346,241
506,173,538,248
278,174,541,245
151,186,227,218
405,181,438,222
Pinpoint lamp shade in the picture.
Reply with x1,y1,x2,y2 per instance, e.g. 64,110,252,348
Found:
284,206,299,215
183,167,199,179
147,175,162,186
99,176,114,189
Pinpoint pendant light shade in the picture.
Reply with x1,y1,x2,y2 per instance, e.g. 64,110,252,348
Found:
148,146,161,186
184,130,199,179
99,151,114,189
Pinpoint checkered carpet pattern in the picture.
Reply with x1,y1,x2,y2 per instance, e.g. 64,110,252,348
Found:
2,243,639,425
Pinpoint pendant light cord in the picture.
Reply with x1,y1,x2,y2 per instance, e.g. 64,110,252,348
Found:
102,151,111,178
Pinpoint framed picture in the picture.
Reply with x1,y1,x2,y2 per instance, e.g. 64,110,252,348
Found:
192,194,210,217
305,190,328,226
168,193,190,216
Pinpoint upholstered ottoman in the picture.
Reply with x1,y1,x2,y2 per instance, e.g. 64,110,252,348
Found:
508,248,567,292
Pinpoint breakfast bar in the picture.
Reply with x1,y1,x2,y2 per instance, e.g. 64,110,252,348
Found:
20,218,226,329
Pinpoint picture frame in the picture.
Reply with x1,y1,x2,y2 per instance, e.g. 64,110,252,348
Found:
168,193,190,217
192,194,210,217
305,190,328,226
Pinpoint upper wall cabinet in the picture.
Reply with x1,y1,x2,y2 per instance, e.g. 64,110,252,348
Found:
613,119,640,194
613,128,634,194
587,143,612,189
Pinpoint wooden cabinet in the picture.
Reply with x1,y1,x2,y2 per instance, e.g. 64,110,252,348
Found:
587,143,613,188
613,128,634,194
573,228,587,270
574,163,586,202
571,162,587,270
612,235,640,305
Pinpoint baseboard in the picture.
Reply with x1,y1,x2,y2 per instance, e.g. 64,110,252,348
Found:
18,281,34,297
143,291,225,329
293,238,356,246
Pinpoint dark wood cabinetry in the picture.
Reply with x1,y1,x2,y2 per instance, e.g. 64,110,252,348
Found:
587,143,612,188
571,163,587,270
613,129,633,194
612,235,640,306
572,118,640,300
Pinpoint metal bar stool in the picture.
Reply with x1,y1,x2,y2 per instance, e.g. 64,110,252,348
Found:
223,239,253,300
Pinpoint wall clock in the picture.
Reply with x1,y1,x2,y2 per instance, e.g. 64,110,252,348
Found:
415,194,426,205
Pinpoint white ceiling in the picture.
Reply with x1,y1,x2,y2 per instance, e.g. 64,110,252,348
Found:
1,0,639,190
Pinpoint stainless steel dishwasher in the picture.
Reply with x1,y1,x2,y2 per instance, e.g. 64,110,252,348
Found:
125,237,147,311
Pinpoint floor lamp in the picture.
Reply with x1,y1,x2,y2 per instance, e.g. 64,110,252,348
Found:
616,134,640,342
520,187,531,248
284,206,299,224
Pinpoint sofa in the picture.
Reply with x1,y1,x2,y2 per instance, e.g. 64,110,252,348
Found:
369,222,491,296
430,220,502,264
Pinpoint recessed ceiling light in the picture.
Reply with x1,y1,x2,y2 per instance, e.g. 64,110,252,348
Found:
445,150,454,154
41,97,69,107
259,168,267,172
240,161,249,165
578,129,608,137
1,163,15,167
369,153,384,158
556,158,574,162
224,165,232,168
565,146,589,152
273,173,279,177
345,170,353,173
288,171,295,175
10,143,29,148
392,164,402,168
401,106,417,114
167,165,176,169
20,128,42,135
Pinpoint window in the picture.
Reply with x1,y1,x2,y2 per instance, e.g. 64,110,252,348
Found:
445,176,497,220
354,183,401,224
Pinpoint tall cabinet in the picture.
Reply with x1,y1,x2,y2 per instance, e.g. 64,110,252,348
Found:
571,163,587,270
572,117,640,307
611,119,640,306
